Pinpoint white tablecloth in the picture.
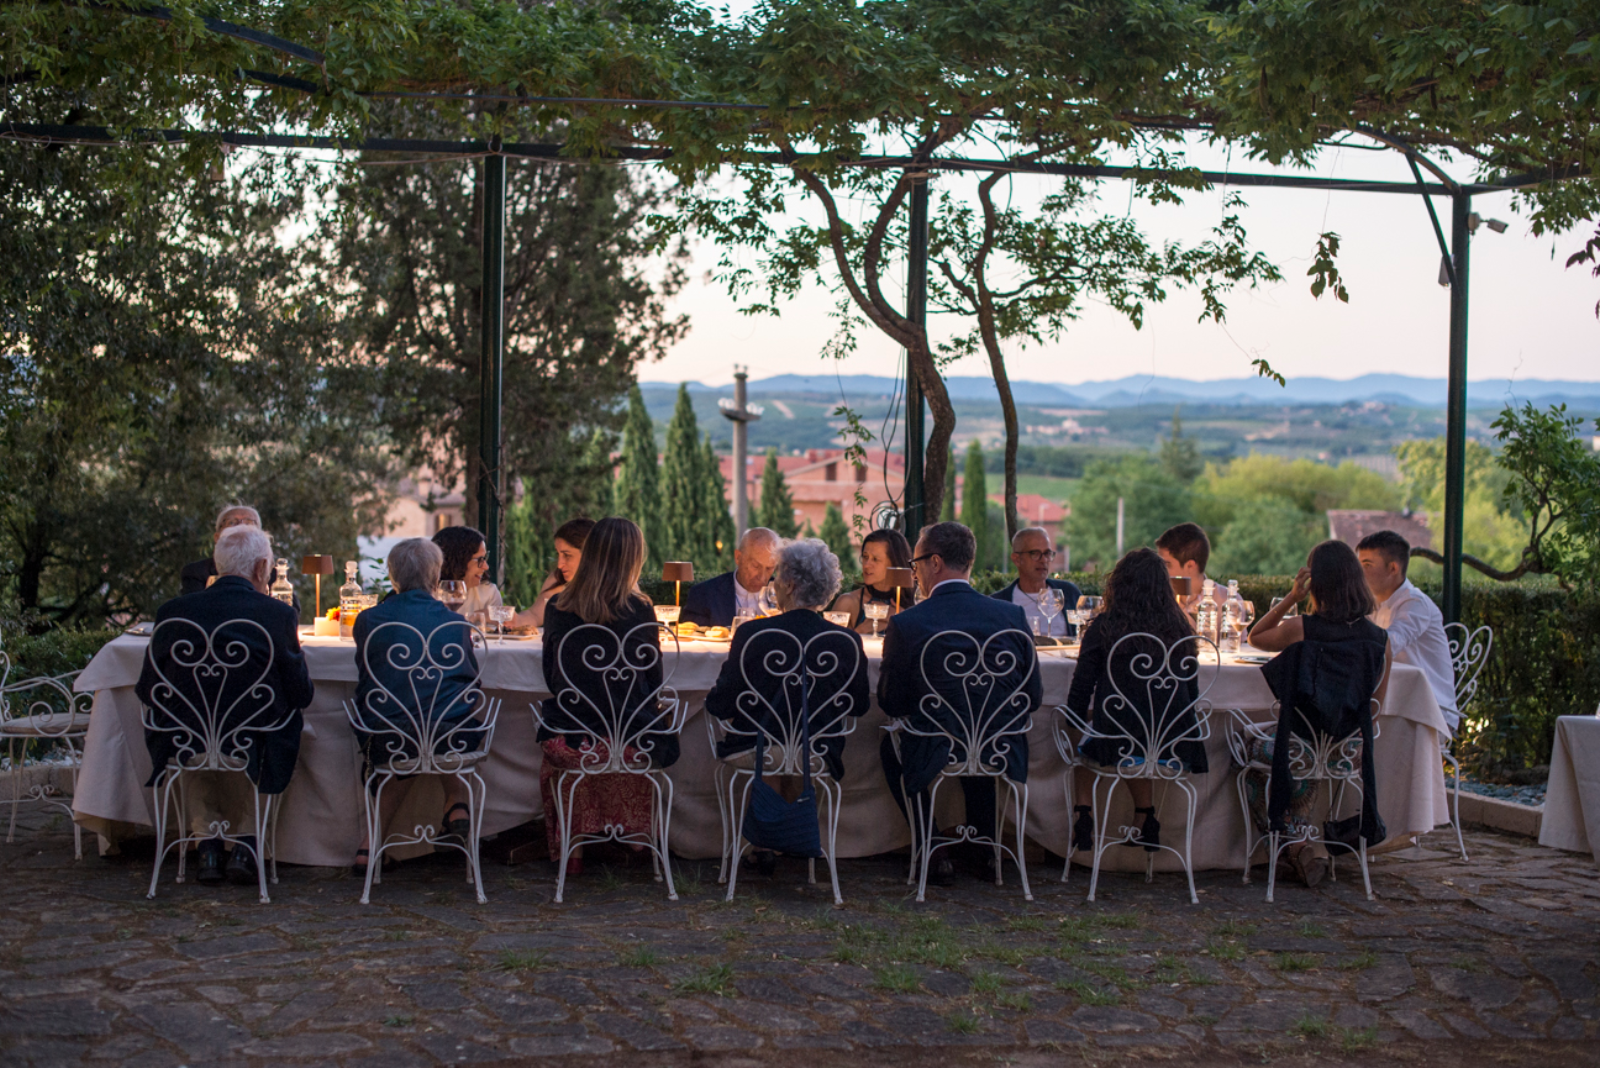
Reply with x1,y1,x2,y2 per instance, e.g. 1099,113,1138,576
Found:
1540,716,1600,861
73,634,1451,872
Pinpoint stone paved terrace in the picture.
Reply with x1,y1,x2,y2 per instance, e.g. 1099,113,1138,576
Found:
3,808,1599,1068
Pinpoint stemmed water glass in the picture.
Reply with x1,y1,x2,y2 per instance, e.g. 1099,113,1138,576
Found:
863,601,889,637
1071,595,1102,635
1034,588,1064,639
489,604,515,644
438,580,467,612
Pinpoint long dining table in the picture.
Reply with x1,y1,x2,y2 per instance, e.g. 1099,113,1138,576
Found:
72,630,1451,875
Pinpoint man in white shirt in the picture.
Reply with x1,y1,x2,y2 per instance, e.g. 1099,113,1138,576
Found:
1357,530,1461,733
681,527,780,627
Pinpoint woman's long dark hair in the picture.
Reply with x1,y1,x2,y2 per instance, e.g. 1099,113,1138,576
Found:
1307,540,1376,624
861,528,912,574
433,525,485,582
547,517,596,582
1093,547,1193,646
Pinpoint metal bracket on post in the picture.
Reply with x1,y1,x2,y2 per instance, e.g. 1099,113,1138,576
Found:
479,142,507,581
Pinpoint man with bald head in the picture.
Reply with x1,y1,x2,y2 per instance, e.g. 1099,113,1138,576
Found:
992,528,1082,641
681,527,781,628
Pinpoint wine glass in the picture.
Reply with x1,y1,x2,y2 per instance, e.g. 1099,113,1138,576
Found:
863,601,889,637
1035,589,1064,639
1076,595,1102,623
438,580,467,612
1270,595,1298,618
759,583,780,617
489,604,515,643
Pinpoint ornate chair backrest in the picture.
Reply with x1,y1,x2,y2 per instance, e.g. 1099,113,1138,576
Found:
138,617,294,773
1442,622,1493,713
540,621,683,773
1,671,92,737
352,619,497,775
896,628,1037,777
1068,631,1215,780
1226,698,1382,783
727,627,863,777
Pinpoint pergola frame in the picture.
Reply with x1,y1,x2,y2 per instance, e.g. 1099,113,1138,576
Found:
3,44,1583,620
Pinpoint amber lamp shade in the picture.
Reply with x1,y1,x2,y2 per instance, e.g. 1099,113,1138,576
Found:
886,567,916,610
1170,576,1194,600
301,555,336,617
662,562,695,606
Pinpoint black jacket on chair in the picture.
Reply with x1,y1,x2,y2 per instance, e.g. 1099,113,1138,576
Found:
704,609,869,781
878,581,1042,796
135,576,313,795
1260,616,1388,843
680,571,739,628
539,598,679,768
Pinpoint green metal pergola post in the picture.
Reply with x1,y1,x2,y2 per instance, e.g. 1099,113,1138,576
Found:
1441,191,1472,624
901,171,930,535
478,151,507,580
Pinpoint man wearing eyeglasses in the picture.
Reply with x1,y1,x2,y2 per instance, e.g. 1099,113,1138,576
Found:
992,528,1082,641
878,521,1042,886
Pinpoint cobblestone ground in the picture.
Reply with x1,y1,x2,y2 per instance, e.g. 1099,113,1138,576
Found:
3,806,1598,1067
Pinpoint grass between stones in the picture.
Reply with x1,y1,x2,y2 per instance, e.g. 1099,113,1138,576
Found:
674,962,736,997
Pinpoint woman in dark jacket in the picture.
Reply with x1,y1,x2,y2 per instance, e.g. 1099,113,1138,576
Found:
1245,539,1391,886
1065,547,1206,854
537,517,671,875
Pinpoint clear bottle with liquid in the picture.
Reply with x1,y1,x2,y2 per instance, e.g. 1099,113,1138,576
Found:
270,558,295,606
1196,578,1218,647
338,560,364,639
1220,579,1244,655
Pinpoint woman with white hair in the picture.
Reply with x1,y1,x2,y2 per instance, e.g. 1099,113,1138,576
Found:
349,538,486,875
703,537,869,877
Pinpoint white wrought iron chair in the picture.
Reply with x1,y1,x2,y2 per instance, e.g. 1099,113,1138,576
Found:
1,647,93,860
1227,699,1381,903
1441,622,1493,862
707,627,863,905
1059,632,1217,905
140,618,294,903
885,628,1037,904
535,622,685,904
342,619,500,905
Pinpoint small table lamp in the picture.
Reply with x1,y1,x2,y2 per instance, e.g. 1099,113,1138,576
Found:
662,562,694,607
301,555,336,617
886,567,916,611
1170,575,1193,604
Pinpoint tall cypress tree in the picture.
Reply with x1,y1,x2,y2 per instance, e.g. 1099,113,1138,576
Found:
614,384,665,569
584,426,615,518
661,384,709,563
819,501,856,577
757,448,799,537
702,433,736,571
962,440,989,569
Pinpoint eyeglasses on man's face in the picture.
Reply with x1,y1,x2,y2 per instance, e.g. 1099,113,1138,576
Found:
910,552,938,567
1015,549,1056,562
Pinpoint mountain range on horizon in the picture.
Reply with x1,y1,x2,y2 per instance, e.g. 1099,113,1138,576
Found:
640,372,1600,409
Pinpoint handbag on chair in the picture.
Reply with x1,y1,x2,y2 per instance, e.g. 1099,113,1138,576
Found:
740,672,824,858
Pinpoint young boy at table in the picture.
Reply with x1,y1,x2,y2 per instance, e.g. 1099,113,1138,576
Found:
1156,522,1226,620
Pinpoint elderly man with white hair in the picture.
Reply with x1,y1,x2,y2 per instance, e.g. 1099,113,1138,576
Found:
137,525,313,888
681,526,782,628
180,504,263,596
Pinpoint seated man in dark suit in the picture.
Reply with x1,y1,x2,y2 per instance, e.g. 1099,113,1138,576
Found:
705,537,869,876
681,527,781,627
138,525,313,887
180,504,262,595
992,526,1082,641
879,521,1042,885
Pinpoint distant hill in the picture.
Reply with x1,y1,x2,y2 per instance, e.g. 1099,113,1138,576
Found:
645,373,1600,409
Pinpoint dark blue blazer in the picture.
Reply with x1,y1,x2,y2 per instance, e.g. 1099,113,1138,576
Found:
992,577,1083,637
681,571,739,628
878,581,1042,795
351,589,481,739
136,576,312,795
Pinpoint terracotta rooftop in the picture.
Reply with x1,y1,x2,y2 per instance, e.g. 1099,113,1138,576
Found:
1326,510,1435,552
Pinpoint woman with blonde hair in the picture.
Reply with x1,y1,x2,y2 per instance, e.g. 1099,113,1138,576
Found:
537,517,674,875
